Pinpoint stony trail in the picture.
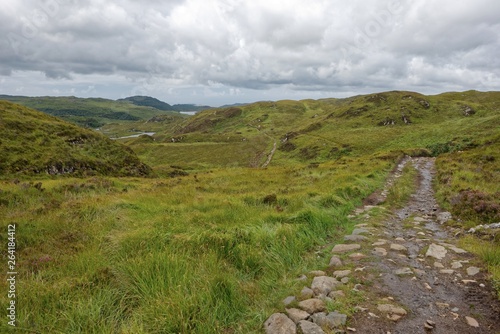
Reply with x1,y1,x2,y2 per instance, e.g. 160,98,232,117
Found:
264,157,500,334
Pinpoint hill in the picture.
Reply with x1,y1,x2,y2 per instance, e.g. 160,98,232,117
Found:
132,90,499,169
0,101,151,176
0,95,185,128
119,96,211,112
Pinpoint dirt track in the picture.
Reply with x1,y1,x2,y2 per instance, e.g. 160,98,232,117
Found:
349,157,500,333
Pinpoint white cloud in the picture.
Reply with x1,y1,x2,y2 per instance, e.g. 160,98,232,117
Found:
0,0,499,105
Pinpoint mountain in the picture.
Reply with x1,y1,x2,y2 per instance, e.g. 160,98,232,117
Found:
0,101,151,176
120,96,212,112
0,95,184,128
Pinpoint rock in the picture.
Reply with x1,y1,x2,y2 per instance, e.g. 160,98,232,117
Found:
341,277,350,284
286,308,310,324
345,235,367,242
395,237,405,242
297,320,325,334
352,228,370,235
451,261,463,269
372,241,387,246
298,299,326,314
434,262,444,268
329,290,345,299
377,304,407,317
333,270,351,278
332,244,361,253
394,268,413,276
439,269,455,275
300,287,314,300
414,217,426,222
264,313,297,334
448,246,467,254
467,267,480,276
297,275,308,281
436,211,452,224
435,302,449,309
309,270,326,277
465,316,479,328
311,276,340,296
311,311,347,329
373,247,387,256
387,314,402,322
329,256,342,267
426,244,447,260
390,244,407,252
349,253,366,260
283,296,296,306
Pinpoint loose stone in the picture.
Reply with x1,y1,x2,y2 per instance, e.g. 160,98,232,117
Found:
332,244,361,253
286,308,310,324
264,313,297,334
426,244,447,260
298,299,326,314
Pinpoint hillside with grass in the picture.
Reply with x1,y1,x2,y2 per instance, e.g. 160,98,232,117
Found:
0,91,498,333
0,95,187,129
0,101,151,176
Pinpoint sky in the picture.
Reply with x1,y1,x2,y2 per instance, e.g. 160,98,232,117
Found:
1,0,499,106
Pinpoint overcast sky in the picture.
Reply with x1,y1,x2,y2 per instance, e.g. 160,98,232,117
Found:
1,0,499,106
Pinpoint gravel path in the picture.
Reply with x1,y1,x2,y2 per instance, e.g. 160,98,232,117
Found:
264,157,500,334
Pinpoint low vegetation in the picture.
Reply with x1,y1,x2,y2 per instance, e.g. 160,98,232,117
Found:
0,90,498,332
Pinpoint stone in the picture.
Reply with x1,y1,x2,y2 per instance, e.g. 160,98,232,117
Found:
345,235,367,242
448,246,467,254
467,267,480,276
311,311,347,329
349,253,366,260
264,313,297,334
352,228,370,235
435,302,449,309
300,287,314,300
333,270,351,278
440,269,455,275
426,244,447,260
329,256,342,267
341,277,350,284
332,244,361,253
297,320,325,334
309,270,326,277
434,262,444,268
298,299,326,314
372,241,387,246
377,304,407,316
390,244,407,252
283,296,296,306
311,276,340,296
286,308,310,324
387,314,402,322
395,237,405,242
373,247,387,256
451,261,463,269
329,290,345,299
465,316,479,328
414,217,426,222
394,268,413,276
436,211,452,224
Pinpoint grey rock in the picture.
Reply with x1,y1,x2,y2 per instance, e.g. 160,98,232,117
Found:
341,277,350,284
283,296,296,306
311,276,339,296
451,261,463,269
349,253,366,260
309,270,326,277
372,247,387,256
311,311,347,329
436,211,452,224
298,299,326,314
440,269,455,275
467,267,480,276
332,244,361,253
333,270,351,278
390,244,407,252
352,228,370,235
426,244,447,260
300,287,314,301
344,235,367,242
297,320,325,334
394,268,413,276
329,290,345,299
264,313,297,334
465,316,479,328
286,308,310,324
377,304,407,316
329,256,342,267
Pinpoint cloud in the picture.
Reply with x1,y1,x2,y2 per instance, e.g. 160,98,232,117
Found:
0,0,499,104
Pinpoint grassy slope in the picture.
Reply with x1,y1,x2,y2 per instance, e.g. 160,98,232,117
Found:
0,95,185,129
0,101,151,177
0,90,498,333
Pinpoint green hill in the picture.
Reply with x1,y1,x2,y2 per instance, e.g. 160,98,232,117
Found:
0,95,185,128
119,95,211,112
0,101,151,176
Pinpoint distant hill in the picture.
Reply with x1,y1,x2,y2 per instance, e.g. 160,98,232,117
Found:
0,101,151,176
119,96,211,112
0,95,188,128
133,90,500,168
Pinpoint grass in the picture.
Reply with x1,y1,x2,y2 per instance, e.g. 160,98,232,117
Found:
0,90,499,332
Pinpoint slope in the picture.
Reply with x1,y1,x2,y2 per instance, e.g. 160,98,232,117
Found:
0,101,151,176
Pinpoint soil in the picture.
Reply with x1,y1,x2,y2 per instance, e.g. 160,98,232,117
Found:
350,157,500,334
